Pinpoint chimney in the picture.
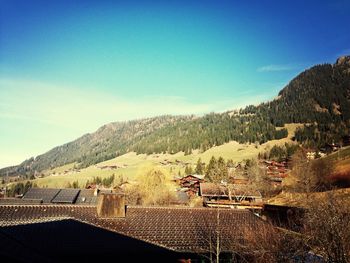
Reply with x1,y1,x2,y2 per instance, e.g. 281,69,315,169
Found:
97,193,126,218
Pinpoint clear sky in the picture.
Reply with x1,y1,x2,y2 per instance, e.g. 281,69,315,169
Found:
1,0,350,168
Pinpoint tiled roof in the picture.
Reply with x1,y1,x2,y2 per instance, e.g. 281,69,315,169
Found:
188,174,205,180
0,198,42,205
0,204,270,253
200,183,262,198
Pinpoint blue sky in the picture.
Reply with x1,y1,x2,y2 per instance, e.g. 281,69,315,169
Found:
1,0,350,167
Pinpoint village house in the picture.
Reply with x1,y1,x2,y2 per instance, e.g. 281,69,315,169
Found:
306,151,326,160
97,164,128,170
176,174,205,196
199,182,263,209
319,142,343,154
259,160,290,186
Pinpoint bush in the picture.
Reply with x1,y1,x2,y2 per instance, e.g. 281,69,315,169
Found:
136,169,177,206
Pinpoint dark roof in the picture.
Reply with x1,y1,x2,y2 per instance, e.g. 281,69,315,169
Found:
51,189,80,204
0,205,271,253
75,189,98,205
21,188,108,205
200,183,262,198
23,188,61,203
0,218,178,263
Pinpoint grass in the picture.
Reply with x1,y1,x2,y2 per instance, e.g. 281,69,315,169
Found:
268,144,350,207
334,157,350,173
267,188,350,208
42,162,77,176
31,123,301,188
323,145,350,163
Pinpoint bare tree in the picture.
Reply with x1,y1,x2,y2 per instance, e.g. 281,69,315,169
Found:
288,150,350,262
245,159,273,197
225,183,259,203
192,209,243,263
291,149,318,194
303,192,350,263
191,208,294,263
242,223,309,263
310,157,334,191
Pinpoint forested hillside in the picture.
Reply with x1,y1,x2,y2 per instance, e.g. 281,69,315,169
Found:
0,115,192,176
1,56,350,177
131,112,287,155
241,56,350,148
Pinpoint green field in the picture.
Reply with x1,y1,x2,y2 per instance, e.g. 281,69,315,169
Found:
31,124,302,188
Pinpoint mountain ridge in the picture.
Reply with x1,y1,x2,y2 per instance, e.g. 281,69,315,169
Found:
1,56,350,177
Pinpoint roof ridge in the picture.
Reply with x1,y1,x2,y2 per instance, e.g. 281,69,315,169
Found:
0,216,73,227
0,204,96,208
127,205,251,212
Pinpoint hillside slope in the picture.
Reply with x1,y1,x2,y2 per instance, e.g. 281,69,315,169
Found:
246,56,350,147
32,124,300,188
1,56,350,177
1,115,192,176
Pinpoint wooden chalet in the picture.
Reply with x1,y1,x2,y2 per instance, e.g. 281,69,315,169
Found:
177,174,205,196
199,182,263,209
321,142,341,153
259,160,290,186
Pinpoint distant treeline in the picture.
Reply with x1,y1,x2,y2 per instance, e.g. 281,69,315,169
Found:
131,113,288,155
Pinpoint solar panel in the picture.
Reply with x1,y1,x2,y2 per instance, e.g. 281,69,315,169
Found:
75,189,97,205
23,188,61,203
51,189,80,204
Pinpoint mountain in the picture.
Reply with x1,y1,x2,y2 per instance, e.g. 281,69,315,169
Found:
243,56,350,146
1,56,350,177
0,115,192,176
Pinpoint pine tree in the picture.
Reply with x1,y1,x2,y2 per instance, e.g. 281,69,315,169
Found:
195,158,205,174
226,159,234,168
185,165,193,175
217,157,228,182
206,156,220,183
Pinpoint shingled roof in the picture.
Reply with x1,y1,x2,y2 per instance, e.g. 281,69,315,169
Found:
0,204,270,253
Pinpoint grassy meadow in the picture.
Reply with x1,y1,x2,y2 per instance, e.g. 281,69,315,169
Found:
31,124,302,188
